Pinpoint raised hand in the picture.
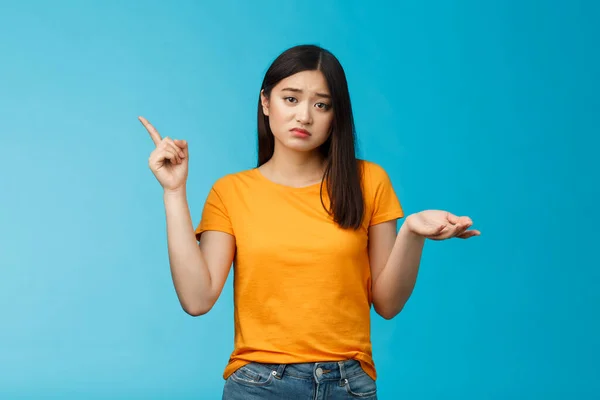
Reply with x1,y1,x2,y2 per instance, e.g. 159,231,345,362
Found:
139,116,189,192
405,210,480,240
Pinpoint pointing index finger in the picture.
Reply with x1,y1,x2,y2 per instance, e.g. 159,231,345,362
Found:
138,116,162,146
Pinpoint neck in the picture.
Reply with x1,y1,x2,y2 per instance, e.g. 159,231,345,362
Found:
261,142,326,187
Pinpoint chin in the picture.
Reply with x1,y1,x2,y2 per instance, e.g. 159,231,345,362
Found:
272,134,315,152
284,141,320,153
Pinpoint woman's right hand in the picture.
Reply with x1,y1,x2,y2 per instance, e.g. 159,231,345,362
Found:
139,116,189,192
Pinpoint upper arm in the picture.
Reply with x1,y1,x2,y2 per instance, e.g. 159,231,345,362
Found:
198,230,236,305
363,161,403,284
368,219,398,285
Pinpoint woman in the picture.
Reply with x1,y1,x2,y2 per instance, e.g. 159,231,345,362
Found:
139,44,479,400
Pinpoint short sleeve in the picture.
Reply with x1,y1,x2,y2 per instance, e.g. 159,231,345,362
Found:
366,162,404,226
195,182,234,240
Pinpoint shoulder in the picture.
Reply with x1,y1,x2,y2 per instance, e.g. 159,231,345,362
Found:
210,168,260,193
358,159,403,222
359,159,393,188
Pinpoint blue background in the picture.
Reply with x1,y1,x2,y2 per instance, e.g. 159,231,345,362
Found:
1,1,598,398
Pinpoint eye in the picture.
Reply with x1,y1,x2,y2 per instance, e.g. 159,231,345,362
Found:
316,102,331,110
284,97,298,103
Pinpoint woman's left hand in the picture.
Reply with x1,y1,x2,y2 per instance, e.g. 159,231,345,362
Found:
405,210,481,240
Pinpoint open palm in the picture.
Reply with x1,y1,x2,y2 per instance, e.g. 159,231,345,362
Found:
406,210,480,240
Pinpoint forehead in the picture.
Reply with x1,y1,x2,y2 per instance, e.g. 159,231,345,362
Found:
273,70,330,95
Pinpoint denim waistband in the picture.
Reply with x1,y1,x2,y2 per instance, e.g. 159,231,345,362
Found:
249,359,365,382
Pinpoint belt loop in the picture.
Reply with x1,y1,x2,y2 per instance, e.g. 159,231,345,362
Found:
338,361,348,387
274,364,287,380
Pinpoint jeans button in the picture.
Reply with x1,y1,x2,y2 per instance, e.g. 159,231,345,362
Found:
316,367,324,378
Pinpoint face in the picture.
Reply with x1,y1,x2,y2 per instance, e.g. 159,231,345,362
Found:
261,70,334,154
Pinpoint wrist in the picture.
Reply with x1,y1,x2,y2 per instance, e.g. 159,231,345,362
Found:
399,214,426,243
163,186,187,199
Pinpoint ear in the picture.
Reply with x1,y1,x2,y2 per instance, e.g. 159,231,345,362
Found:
260,90,270,116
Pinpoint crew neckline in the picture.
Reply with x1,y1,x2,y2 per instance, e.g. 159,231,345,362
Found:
253,168,324,191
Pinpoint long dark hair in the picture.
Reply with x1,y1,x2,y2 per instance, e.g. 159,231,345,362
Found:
257,44,364,230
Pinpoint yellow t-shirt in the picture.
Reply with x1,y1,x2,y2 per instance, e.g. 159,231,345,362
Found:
195,159,403,381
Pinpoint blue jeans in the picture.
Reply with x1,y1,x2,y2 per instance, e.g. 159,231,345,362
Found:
222,359,377,399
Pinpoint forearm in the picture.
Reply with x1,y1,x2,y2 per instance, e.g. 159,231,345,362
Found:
372,218,426,319
163,188,212,315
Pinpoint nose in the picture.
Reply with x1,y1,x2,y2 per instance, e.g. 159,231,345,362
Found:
295,103,312,125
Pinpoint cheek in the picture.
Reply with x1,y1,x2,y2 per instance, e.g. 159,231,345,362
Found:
268,103,293,132
316,114,334,135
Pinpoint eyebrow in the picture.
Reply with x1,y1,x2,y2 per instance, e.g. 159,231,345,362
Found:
281,87,331,99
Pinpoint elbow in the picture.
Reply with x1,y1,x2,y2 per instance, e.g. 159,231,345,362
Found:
372,286,413,320
373,301,405,320
184,306,209,317
376,307,400,320
181,300,214,317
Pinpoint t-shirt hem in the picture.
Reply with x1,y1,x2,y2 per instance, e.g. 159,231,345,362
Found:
370,210,404,226
195,225,234,240
222,354,377,381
